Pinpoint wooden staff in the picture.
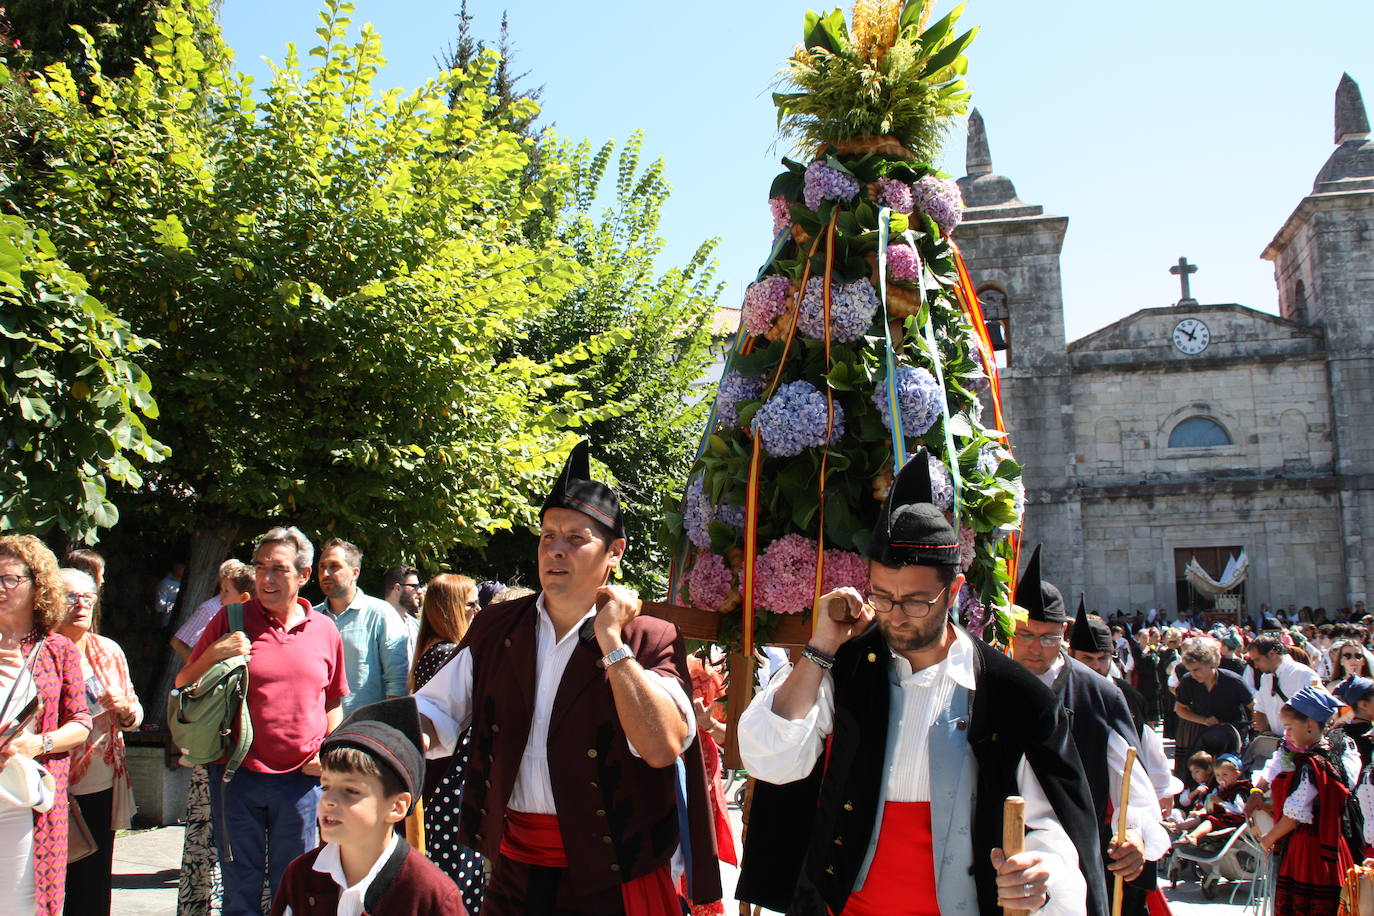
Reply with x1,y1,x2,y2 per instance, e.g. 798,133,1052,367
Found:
1003,795,1027,916
1111,747,1139,916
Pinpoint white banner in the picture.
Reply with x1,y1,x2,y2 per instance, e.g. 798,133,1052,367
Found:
1185,551,1249,597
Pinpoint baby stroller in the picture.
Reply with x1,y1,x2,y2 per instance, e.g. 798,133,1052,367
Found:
1165,809,1270,905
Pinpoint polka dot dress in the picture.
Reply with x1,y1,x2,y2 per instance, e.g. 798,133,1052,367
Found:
414,641,485,915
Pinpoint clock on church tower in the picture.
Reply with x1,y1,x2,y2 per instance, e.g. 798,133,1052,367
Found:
1172,317,1210,355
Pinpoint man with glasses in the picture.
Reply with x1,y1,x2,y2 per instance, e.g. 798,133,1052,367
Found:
1010,547,1167,916
736,453,1106,916
382,564,422,659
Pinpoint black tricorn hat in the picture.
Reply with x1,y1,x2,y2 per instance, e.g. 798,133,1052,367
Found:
1069,597,1114,653
320,697,424,811
865,450,961,569
540,440,626,541
1014,545,1067,623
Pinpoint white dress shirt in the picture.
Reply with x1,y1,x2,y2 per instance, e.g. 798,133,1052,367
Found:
738,628,1087,916
413,595,693,815
282,833,399,916
1036,655,1171,860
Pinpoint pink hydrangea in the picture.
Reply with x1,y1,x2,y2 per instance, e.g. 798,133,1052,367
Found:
753,534,868,615
886,242,921,282
912,176,964,235
769,195,792,236
687,553,733,611
959,524,976,572
874,177,914,213
742,274,792,336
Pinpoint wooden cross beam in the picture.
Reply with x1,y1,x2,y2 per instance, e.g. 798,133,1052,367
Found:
642,601,812,768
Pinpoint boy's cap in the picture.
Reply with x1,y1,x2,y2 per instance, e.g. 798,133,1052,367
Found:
1214,753,1243,769
321,697,424,807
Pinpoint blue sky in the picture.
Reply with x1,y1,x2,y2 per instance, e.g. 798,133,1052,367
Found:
219,1,1371,341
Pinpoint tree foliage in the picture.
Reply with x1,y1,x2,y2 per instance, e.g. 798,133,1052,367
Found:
1,0,169,79
11,0,624,562
0,213,167,542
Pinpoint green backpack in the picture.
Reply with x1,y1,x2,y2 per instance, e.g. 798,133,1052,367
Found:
168,602,253,783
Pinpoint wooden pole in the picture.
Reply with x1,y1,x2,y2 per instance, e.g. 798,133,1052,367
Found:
1002,796,1028,916
1111,747,1138,916
724,650,754,770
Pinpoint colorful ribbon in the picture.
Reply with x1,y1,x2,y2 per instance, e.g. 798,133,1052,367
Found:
876,207,909,473
811,214,839,637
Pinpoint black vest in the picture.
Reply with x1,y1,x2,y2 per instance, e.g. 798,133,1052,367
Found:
736,626,1109,916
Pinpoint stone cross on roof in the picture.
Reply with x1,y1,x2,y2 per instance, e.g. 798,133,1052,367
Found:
1170,257,1198,305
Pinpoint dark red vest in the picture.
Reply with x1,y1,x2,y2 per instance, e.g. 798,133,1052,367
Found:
457,594,722,905
269,842,466,916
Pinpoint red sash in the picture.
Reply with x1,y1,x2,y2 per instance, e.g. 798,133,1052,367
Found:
841,801,941,916
501,809,679,916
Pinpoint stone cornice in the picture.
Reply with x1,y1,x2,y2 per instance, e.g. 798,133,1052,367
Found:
1262,189,1374,261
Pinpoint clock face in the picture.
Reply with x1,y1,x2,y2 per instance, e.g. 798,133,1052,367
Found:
1172,318,1211,355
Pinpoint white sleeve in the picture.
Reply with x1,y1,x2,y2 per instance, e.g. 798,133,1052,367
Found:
1283,770,1318,824
1137,725,1176,800
626,671,696,757
1259,748,1286,786
1016,756,1088,916
738,662,834,784
413,646,473,757
1167,667,1180,690
1359,779,1374,847
1343,743,1362,789
1108,729,1171,860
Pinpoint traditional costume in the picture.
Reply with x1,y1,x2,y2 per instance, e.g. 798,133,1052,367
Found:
271,698,466,916
414,442,721,915
1199,755,1251,833
734,453,1107,916
1269,688,1355,916
1019,560,1169,916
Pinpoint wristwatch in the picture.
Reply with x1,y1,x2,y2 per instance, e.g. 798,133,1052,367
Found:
599,645,636,669
41,733,53,755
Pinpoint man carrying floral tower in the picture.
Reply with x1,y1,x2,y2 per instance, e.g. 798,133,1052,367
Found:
415,441,721,915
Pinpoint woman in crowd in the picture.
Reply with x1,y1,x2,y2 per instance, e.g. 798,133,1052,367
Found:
410,574,484,915
58,568,142,916
1158,627,1183,739
1172,636,1254,783
1327,637,1374,689
0,536,93,916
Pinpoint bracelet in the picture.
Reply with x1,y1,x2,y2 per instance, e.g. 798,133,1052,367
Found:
1250,787,1265,795
802,645,836,670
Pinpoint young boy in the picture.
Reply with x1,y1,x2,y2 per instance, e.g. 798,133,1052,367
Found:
1178,753,1251,845
270,698,466,916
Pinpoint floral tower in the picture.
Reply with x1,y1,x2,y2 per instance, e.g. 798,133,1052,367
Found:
665,0,1023,654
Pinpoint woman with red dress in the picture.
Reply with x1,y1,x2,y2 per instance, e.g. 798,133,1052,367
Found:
1260,687,1354,916
681,652,737,916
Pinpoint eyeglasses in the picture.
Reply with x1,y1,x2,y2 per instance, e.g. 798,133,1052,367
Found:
1342,654,1363,661
0,574,32,590
64,593,97,606
1013,631,1065,648
402,582,422,590
867,587,948,619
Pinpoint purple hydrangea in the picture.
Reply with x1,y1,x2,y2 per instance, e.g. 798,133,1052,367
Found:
803,161,860,211
769,195,792,236
751,380,845,457
912,176,964,235
716,370,765,428
977,444,1008,478
873,177,914,214
886,242,922,283
928,453,954,510
796,277,880,343
959,583,987,636
742,274,792,336
684,478,745,549
871,366,942,436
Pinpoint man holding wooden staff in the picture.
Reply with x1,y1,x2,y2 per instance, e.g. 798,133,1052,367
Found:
1009,551,1170,916
734,452,1108,916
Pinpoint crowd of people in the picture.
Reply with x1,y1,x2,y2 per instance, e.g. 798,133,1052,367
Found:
3,440,1374,915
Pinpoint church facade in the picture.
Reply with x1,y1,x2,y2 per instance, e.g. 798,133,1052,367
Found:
955,75,1374,617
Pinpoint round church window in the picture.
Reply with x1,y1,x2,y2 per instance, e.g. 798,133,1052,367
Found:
1168,416,1232,448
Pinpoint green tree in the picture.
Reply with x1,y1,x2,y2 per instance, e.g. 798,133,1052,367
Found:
0,213,167,543
13,0,620,598
453,134,723,596
1,0,170,79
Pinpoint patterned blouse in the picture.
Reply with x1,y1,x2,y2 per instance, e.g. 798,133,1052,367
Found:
22,630,94,916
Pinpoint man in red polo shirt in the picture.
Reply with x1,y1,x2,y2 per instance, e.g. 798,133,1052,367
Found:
177,526,349,916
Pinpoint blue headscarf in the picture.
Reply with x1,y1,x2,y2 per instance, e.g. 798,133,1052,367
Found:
1288,686,1340,724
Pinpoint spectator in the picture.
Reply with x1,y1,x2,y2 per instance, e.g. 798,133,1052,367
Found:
1248,634,1321,737
1217,632,1247,675
170,560,254,662
314,540,409,715
0,535,93,916
410,574,483,914
59,568,142,916
60,550,105,596
381,565,422,658
153,562,185,626
475,580,506,611
1173,637,1254,781
176,527,348,916
1327,638,1374,690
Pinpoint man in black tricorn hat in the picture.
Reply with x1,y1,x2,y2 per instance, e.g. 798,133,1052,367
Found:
1011,554,1169,916
414,441,722,915
734,450,1107,916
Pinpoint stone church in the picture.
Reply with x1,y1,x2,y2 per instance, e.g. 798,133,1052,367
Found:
956,74,1374,618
